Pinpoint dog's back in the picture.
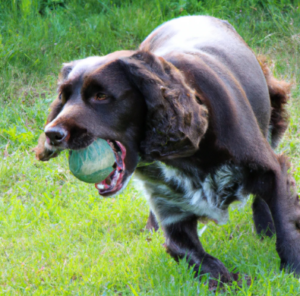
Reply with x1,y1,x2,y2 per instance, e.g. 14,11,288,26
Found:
141,16,289,145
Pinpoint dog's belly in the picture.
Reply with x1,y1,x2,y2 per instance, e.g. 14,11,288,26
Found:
134,162,249,226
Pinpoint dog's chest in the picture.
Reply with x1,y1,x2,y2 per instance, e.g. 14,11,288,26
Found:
134,162,248,225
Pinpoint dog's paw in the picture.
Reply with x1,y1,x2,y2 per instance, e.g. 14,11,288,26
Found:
207,272,252,293
280,257,300,276
199,254,232,284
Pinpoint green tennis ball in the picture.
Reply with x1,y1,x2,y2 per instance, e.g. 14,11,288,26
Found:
69,138,115,183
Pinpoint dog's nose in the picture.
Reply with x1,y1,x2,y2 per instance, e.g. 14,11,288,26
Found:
45,126,67,146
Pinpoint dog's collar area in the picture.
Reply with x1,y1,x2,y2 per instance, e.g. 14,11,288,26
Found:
95,140,126,196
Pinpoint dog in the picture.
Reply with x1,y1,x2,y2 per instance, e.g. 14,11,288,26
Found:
34,16,300,286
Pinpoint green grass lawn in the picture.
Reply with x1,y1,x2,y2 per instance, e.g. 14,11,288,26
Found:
1,0,300,295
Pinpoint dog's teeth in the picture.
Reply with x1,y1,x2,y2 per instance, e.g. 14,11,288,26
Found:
97,184,105,190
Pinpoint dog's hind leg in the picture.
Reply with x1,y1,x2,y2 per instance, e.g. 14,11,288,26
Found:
251,156,300,274
269,157,300,274
252,196,275,238
163,216,232,285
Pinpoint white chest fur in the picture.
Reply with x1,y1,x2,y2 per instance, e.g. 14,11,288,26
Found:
134,162,249,226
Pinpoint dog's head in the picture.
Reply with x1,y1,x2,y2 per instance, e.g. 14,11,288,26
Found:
35,51,208,196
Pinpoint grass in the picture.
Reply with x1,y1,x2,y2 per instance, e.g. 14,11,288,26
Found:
0,0,300,295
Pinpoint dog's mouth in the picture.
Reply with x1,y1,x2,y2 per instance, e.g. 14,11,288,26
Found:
95,140,127,197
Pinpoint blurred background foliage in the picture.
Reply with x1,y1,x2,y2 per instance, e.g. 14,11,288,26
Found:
0,0,299,77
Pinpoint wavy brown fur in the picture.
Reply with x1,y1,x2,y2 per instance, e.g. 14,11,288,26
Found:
257,55,291,148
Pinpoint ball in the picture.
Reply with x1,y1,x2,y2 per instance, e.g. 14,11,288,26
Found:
69,138,115,183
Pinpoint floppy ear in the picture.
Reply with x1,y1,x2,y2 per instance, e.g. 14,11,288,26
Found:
119,51,208,160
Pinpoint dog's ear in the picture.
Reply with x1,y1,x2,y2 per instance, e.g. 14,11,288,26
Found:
119,51,208,160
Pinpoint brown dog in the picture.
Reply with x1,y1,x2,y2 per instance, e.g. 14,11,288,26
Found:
35,16,300,285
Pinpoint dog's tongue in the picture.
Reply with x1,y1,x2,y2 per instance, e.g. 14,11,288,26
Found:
96,171,114,190
95,166,124,194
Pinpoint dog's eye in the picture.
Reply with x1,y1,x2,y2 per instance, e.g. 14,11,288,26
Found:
95,93,108,101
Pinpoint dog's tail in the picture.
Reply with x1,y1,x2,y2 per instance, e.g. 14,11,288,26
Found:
257,55,291,149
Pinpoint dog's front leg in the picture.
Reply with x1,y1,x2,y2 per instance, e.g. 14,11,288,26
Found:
259,157,300,274
163,216,232,285
145,211,159,232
